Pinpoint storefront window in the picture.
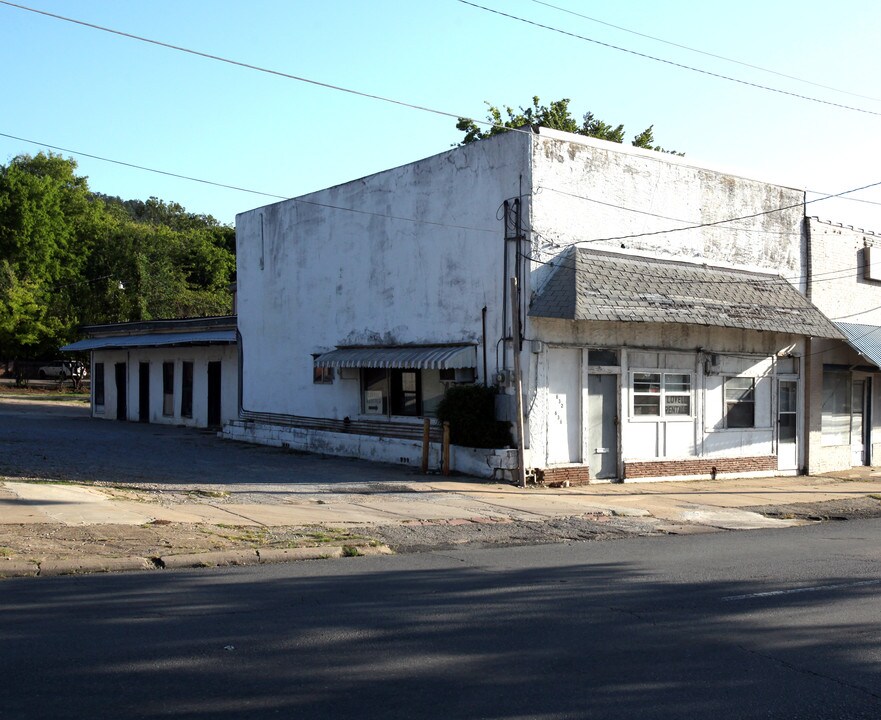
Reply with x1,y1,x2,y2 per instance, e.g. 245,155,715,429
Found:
724,377,755,428
822,371,851,444
632,372,692,418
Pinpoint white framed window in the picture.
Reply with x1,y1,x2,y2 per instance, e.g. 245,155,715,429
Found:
631,372,692,418
724,376,755,428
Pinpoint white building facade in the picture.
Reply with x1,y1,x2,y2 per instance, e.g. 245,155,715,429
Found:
63,316,238,429
803,218,881,474
230,128,875,481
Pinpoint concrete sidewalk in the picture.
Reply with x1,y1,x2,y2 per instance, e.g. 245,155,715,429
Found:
3,472,880,533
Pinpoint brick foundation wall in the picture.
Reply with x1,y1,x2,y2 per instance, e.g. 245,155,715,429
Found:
624,456,778,479
535,465,591,487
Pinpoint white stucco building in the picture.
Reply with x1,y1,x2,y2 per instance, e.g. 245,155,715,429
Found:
63,316,238,428
226,127,881,481
803,218,881,473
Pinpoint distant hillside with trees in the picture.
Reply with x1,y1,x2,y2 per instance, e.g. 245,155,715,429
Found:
0,152,236,361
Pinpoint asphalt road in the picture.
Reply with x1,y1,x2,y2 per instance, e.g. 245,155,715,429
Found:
3,519,880,719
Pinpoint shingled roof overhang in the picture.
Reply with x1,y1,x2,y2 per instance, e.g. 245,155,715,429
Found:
529,248,844,339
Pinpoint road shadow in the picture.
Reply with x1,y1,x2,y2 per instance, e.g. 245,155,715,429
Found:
1,542,880,719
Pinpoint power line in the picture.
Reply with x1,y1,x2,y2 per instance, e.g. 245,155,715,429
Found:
527,0,881,103
806,191,881,208
521,245,879,292
533,179,881,246
0,130,501,235
0,131,287,201
458,0,881,118
0,1,521,137
536,186,800,236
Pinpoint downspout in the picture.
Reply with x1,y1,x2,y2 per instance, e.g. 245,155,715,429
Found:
501,200,509,371
481,306,488,386
237,328,244,417
803,197,813,475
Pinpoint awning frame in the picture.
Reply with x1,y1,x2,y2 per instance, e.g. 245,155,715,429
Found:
314,345,477,370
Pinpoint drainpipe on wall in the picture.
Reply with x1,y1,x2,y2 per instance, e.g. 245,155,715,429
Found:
481,306,488,386
803,195,813,475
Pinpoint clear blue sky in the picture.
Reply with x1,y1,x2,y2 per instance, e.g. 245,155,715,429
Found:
2,0,880,231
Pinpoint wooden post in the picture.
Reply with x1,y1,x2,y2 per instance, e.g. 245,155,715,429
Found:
421,418,431,474
442,421,451,476
510,277,528,488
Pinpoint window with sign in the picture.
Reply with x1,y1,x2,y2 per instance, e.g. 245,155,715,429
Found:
631,372,692,418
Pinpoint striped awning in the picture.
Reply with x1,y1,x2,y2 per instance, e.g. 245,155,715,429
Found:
61,330,237,352
314,345,477,370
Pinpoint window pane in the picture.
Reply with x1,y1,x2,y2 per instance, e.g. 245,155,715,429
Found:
725,377,754,402
726,401,755,428
664,373,691,393
822,372,850,444
779,413,796,442
633,373,661,393
421,370,445,417
588,349,619,367
779,382,796,413
634,396,661,416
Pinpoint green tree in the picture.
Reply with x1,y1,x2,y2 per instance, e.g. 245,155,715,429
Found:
456,96,682,154
0,152,236,360
0,153,102,358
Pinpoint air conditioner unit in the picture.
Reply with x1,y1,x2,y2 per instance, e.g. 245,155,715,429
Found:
439,368,476,383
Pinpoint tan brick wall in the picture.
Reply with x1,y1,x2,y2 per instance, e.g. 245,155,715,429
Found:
536,466,591,486
624,456,777,479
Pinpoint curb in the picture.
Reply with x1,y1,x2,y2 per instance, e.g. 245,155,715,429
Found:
39,556,155,576
159,549,260,569
0,543,396,579
0,561,39,578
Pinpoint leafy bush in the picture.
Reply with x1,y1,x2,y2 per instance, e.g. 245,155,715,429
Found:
436,384,513,449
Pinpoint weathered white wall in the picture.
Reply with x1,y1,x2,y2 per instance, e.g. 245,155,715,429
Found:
223,419,517,478
808,218,881,325
90,346,238,428
236,131,530,420
526,129,806,299
804,338,881,473
803,219,881,473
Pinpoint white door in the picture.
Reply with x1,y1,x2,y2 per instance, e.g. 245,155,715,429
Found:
777,379,798,471
587,373,618,480
546,348,581,464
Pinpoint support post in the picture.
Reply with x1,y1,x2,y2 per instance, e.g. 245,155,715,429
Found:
442,421,451,476
421,418,431,474
510,277,528,488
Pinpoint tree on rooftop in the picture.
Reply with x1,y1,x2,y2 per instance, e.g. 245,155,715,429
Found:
456,96,682,155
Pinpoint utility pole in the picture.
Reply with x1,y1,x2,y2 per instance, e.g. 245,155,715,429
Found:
510,276,527,488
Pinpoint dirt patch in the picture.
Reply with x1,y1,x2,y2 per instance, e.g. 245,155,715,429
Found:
743,495,881,522
357,515,666,553
0,522,378,565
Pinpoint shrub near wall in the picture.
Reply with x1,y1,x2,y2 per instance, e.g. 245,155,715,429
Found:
436,385,512,449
